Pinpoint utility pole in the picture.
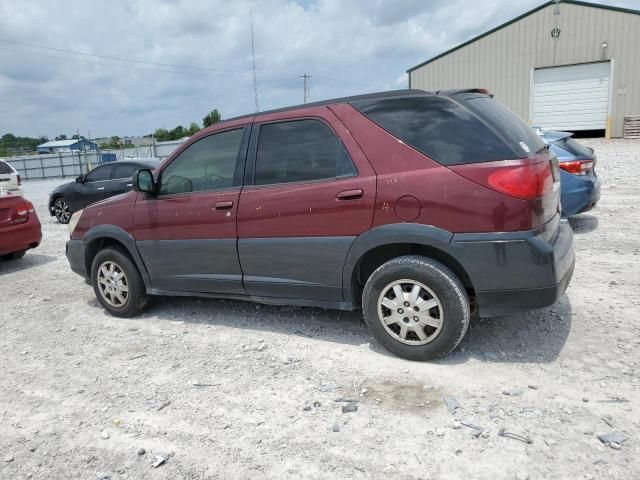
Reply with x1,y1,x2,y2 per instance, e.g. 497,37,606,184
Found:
250,11,260,112
300,73,311,104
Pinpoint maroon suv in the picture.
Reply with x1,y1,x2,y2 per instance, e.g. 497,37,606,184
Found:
66,89,574,360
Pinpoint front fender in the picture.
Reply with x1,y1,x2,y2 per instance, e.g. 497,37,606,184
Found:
82,224,151,288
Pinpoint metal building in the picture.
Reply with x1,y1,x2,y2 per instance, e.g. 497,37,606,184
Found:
36,138,98,154
407,0,640,138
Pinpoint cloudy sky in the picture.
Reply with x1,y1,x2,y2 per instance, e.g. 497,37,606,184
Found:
1,0,639,139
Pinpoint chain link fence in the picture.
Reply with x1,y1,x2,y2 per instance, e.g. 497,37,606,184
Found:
3,139,185,181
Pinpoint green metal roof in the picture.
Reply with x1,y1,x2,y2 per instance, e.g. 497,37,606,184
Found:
406,0,640,74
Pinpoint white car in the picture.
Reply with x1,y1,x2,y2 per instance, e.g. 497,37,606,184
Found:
0,160,23,197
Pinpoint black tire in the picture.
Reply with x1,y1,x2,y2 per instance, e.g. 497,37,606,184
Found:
91,246,149,317
52,197,72,224
362,255,470,361
1,250,26,261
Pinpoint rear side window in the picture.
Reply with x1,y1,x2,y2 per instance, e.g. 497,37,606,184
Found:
552,137,593,158
464,96,545,155
352,96,517,166
254,119,356,186
111,163,139,179
0,161,14,174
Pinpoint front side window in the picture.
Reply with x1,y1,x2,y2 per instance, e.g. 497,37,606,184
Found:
254,119,356,186
159,129,243,195
85,165,112,182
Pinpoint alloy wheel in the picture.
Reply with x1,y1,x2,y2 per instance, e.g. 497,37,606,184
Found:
376,279,444,345
53,199,71,223
97,261,129,308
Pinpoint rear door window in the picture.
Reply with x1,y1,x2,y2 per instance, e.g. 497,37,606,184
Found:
351,96,517,166
254,119,356,185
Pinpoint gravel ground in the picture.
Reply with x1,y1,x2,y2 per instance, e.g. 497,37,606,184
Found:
1,138,639,480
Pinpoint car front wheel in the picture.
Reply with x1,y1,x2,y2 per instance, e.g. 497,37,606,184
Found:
362,255,470,361
53,197,72,224
91,247,149,317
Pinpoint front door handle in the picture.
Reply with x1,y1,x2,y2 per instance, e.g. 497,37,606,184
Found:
96,187,105,191
126,183,132,187
214,201,234,210
336,189,363,200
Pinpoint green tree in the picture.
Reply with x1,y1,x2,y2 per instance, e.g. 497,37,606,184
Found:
169,125,185,140
153,128,170,142
55,134,67,141
187,122,200,136
203,109,222,128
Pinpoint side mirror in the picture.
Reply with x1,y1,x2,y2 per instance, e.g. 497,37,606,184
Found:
75,175,84,183
134,169,155,194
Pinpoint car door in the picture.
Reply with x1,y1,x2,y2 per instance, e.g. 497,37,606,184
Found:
104,162,139,199
237,107,376,302
133,125,250,294
73,163,114,209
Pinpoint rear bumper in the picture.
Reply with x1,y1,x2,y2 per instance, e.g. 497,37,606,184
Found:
561,172,601,216
66,239,88,278
445,214,575,316
0,215,42,256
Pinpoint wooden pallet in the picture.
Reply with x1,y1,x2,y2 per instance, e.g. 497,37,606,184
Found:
624,115,640,139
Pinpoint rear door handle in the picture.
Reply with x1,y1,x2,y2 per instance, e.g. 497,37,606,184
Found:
126,183,132,187
96,187,105,191
214,201,234,210
336,189,363,200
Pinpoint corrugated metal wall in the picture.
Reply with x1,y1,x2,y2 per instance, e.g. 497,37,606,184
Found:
408,2,640,137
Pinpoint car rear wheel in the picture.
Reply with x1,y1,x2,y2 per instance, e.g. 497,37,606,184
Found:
53,197,71,224
1,250,26,261
91,247,148,317
362,255,470,361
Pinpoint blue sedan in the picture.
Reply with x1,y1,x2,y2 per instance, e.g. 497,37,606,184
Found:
535,129,601,216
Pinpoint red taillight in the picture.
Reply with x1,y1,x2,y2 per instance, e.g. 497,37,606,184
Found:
450,158,555,201
12,200,34,224
487,161,553,200
559,160,593,176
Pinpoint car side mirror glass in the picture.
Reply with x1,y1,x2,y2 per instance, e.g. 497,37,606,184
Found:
75,175,84,183
134,169,155,194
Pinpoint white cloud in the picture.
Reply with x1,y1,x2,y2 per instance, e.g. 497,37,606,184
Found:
0,0,639,137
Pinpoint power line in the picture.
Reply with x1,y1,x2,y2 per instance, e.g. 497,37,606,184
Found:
0,38,242,74
0,46,251,76
0,84,158,100
0,38,361,86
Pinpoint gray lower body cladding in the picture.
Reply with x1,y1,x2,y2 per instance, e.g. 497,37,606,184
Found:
443,214,575,316
66,216,574,316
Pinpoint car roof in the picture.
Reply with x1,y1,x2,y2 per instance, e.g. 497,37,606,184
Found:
105,159,160,169
221,88,490,127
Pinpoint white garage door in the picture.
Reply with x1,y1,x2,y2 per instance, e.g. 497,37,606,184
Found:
532,62,610,131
